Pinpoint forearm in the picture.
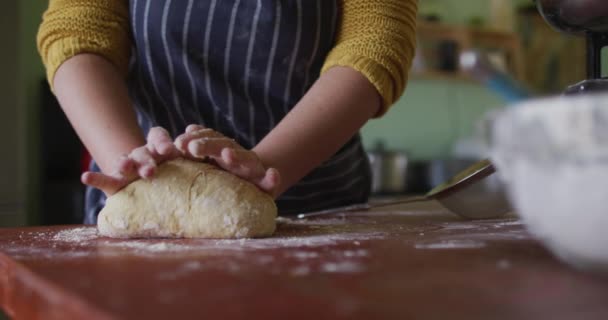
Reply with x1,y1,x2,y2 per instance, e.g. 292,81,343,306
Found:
53,54,145,174
253,66,381,195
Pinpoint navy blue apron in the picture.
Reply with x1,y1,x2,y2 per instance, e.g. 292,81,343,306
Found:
85,0,371,224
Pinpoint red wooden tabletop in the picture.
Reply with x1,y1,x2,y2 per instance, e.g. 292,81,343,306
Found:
1,201,607,320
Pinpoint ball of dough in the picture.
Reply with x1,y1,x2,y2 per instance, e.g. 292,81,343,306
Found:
97,159,277,239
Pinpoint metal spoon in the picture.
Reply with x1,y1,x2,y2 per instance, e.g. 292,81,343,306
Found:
297,159,512,219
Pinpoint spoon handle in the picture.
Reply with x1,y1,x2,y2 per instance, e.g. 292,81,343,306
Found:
296,196,428,219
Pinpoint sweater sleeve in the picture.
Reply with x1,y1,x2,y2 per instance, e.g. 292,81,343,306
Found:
321,0,418,116
36,0,131,90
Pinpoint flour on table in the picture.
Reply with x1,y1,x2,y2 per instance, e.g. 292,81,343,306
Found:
415,239,487,249
52,227,98,242
3,213,531,278
497,259,512,270
438,223,480,231
45,224,385,256
321,261,365,273
158,261,203,280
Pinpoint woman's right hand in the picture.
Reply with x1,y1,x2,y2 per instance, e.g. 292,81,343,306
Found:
81,127,180,196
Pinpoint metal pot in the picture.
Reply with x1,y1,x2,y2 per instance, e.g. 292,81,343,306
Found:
381,151,409,194
367,145,409,195
367,151,384,194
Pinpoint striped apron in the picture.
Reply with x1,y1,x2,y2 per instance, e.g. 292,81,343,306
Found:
84,0,372,224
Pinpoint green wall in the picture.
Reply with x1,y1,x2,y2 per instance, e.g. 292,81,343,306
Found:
20,2,46,225
379,0,523,160
361,80,505,160
419,0,532,26
0,0,23,227
0,0,45,227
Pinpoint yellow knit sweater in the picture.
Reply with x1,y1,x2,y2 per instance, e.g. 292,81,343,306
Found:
37,0,417,115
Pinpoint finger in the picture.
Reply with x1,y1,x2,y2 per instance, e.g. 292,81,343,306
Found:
147,127,175,156
138,165,155,178
175,128,221,153
256,168,281,197
81,172,126,196
188,138,237,159
129,147,157,178
220,148,265,179
186,124,205,133
116,156,138,178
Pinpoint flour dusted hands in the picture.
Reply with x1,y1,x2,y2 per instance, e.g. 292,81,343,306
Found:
81,127,181,196
175,124,281,197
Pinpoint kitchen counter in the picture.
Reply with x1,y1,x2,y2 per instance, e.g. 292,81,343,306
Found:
1,201,607,319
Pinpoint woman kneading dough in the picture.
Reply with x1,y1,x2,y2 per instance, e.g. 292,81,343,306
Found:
37,0,418,237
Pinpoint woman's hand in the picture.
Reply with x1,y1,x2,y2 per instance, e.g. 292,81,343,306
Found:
175,124,281,196
81,127,180,196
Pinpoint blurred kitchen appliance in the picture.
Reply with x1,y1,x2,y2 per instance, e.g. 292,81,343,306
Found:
535,0,608,94
367,142,409,195
460,50,532,103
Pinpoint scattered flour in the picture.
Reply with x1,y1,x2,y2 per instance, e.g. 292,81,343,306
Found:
342,249,368,258
158,261,203,280
102,241,190,253
23,225,384,277
21,224,379,276
52,227,99,242
415,240,487,249
289,251,320,259
4,214,529,277
439,223,481,231
46,226,386,254
321,261,365,273
289,265,311,276
209,232,387,251
438,219,522,232
497,259,512,270
278,217,349,226
491,220,523,228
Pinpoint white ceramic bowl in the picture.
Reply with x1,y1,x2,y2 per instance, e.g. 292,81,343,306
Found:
491,94,608,273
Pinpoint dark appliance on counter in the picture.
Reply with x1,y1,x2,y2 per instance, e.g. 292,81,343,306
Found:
535,0,608,94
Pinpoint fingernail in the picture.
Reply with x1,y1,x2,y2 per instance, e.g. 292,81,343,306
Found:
189,141,203,155
142,166,154,178
158,143,169,155
174,141,184,152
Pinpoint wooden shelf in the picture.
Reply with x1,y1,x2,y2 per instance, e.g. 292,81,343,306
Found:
415,20,525,81
417,21,521,44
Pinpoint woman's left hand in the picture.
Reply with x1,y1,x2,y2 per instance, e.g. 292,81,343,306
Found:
175,124,281,197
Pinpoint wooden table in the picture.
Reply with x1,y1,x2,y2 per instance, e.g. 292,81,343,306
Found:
0,201,607,319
